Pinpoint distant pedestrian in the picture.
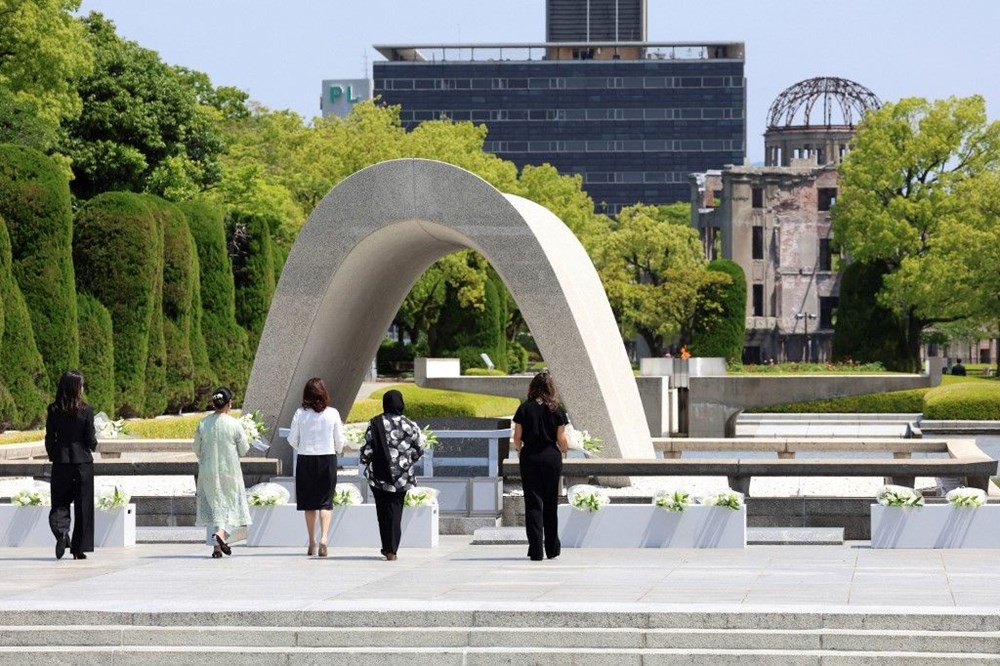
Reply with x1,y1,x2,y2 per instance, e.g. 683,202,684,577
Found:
512,370,569,561
287,377,344,557
193,387,252,558
951,359,967,376
46,370,98,560
359,390,424,561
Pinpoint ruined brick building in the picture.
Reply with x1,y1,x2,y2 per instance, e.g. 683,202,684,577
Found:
690,77,880,364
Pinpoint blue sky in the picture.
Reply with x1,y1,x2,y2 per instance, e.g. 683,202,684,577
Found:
78,0,1000,163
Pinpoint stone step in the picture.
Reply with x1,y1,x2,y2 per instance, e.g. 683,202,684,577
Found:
1,645,999,665
2,626,999,653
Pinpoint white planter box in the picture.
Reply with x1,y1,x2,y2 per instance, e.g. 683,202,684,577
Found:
558,504,746,548
0,504,136,547
871,504,1000,548
247,504,439,548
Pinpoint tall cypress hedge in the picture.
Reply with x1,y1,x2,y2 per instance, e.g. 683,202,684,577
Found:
178,199,248,397
160,201,197,412
0,145,78,390
188,245,217,410
140,196,168,416
832,261,910,371
76,294,115,415
74,192,159,417
689,259,747,362
228,211,276,357
0,216,48,428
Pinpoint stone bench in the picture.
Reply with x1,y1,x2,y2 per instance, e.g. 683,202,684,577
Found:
0,457,281,487
502,439,997,496
652,437,965,459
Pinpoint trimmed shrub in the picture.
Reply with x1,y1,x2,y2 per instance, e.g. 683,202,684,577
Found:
0,144,78,389
755,388,928,414
74,192,159,417
924,383,1000,420
507,340,529,374
464,368,507,376
140,196,168,416
689,259,746,362
187,248,217,409
0,216,48,428
376,340,414,376
178,199,248,397
227,211,276,355
75,294,115,415
159,201,197,412
832,261,910,371
363,384,519,420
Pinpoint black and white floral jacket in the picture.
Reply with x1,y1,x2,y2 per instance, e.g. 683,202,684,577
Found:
359,414,424,492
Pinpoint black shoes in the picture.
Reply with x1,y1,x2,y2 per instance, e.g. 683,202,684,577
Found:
55,532,69,560
211,550,223,559
72,551,87,560
214,534,231,556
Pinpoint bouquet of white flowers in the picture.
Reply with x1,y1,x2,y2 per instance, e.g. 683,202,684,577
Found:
565,424,603,456
246,482,290,507
653,489,691,512
95,485,130,510
239,410,269,452
419,425,438,449
342,424,367,451
876,485,924,508
332,485,363,506
12,481,51,507
567,484,610,512
946,487,986,508
404,487,439,508
700,490,744,510
93,411,126,438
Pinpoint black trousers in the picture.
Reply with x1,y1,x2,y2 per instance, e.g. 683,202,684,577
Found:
520,447,562,559
49,462,95,553
371,487,405,554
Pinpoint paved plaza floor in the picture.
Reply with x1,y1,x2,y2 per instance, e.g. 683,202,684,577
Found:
2,536,1000,615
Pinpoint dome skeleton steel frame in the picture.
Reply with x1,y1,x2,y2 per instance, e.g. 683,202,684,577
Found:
766,77,881,130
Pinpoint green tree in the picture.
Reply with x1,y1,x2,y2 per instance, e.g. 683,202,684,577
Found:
0,215,49,428
0,144,79,390
688,259,745,362
187,236,217,410
73,192,159,417
0,0,93,151
227,210,276,355
160,202,198,412
76,293,115,414
179,199,249,396
597,203,723,357
60,13,224,200
140,196,168,416
833,96,1000,371
831,261,910,371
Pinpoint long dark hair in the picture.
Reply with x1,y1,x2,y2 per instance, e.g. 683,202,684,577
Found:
527,370,559,412
54,370,86,415
302,377,330,413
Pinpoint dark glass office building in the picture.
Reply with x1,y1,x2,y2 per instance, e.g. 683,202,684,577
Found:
373,41,745,212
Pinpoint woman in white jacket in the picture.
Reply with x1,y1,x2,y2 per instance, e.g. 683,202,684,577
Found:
287,377,344,557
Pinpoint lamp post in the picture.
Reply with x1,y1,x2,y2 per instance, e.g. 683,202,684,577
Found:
795,313,817,362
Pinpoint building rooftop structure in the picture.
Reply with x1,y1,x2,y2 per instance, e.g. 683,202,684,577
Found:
374,42,745,63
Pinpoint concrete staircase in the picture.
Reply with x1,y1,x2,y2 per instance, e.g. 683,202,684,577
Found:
2,610,999,664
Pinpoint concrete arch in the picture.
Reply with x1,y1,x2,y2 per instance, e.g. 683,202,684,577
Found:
244,159,653,468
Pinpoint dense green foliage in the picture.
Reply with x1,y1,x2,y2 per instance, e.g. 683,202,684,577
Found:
832,261,910,371
186,241,217,410
227,210,276,355
754,388,928,414
140,196,168,416
0,145,79,390
0,216,48,428
60,13,223,200
689,259,745,361
159,202,197,412
75,293,115,414
73,192,159,417
179,199,248,395
349,384,520,421
923,382,1000,420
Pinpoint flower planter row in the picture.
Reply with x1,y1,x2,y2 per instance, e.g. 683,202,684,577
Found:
247,504,439,548
0,505,136,547
557,505,747,548
870,505,1000,548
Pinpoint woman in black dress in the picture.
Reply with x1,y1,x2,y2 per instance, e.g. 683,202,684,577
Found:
45,370,98,560
512,370,569,561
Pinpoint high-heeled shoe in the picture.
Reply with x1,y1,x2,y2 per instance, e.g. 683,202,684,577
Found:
212,550,223,559
214,534,231,556
72,551,87,560
307,544,317,556
317,543,328,557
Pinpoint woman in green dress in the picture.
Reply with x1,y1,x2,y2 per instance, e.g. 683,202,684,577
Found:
193,387,252,558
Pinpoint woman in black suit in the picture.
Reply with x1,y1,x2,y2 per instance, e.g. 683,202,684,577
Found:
45,370,98,560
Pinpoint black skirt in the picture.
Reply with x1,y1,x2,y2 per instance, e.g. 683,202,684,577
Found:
295,453,338,510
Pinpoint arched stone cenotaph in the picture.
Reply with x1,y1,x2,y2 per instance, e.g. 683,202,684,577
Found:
244,159,654,470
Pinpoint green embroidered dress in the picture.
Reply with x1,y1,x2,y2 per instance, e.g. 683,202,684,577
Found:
193,412,253,528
